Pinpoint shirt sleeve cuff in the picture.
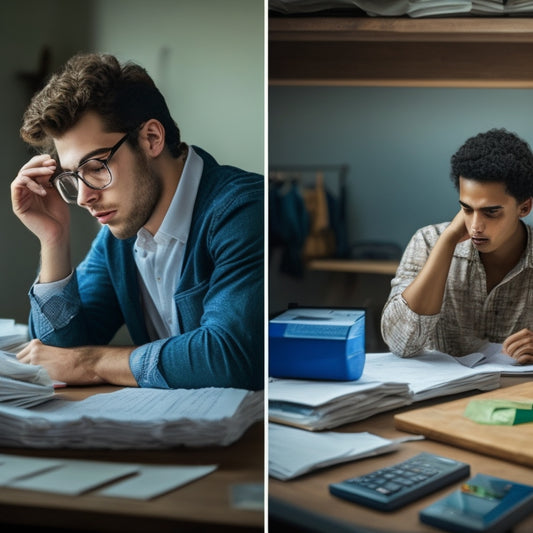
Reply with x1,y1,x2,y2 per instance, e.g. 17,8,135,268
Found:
129,340,170,388
29,272,81,334
32,272,74,305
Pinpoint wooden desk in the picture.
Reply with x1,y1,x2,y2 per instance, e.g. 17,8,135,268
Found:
0,386,264,532
269,376,533,532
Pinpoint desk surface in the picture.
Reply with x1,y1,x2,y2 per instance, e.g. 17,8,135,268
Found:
0,386,264,532
269,376,533,533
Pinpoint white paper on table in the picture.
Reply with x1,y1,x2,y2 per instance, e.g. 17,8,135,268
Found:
456,342,533,374
98,464,218,499
8,460,139,495
268,423,412,480
0,454,63,484
268,376,407,406
363,351,500,400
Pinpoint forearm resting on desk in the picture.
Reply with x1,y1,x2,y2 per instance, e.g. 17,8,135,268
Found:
16,339,138,386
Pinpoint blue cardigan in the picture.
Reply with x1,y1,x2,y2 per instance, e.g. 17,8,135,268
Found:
29,147,264,390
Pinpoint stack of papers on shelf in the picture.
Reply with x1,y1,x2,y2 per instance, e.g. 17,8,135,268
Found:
0,319,28,352
269,0,477,17
269,423,422,480
269,347,515,431
407,0,471,17
0,351,54,408
472,0,505,14
505,0,533,14
0,387,263,449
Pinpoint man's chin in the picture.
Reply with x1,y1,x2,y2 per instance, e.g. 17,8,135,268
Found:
108,224,138,240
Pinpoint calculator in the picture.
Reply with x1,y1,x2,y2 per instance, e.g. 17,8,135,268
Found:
329,452,470,511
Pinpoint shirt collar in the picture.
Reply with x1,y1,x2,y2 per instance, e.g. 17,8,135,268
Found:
524,223,533,269
136,146,204,250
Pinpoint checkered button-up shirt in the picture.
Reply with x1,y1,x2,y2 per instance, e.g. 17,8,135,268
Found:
381,222,533,357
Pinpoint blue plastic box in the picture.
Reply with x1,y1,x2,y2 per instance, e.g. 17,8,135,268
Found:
269,307,366,381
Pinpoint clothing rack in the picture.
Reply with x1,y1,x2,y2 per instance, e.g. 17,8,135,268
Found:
269,164,348,189
269,164,348,228
269,165,350,265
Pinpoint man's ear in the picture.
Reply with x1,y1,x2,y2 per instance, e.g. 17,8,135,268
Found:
139,119,166,157
519,197,533,218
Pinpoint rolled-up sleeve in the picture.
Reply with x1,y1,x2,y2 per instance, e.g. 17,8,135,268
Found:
381,225,444,357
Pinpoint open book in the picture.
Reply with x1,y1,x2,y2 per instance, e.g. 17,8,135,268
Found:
269,344,527,431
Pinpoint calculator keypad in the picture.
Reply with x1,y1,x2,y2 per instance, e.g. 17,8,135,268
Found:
346,458,439,495
329,452,471,511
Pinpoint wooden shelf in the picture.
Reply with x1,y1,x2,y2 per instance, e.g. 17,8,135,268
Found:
307,258,399,275
269,16,533,87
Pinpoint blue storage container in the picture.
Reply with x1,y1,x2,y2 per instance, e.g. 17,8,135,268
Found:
269,307,365,381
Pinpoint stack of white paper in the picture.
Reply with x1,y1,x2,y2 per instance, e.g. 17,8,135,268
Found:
505,0,533,14
363,351,500,402
0,351,54,408
0,319,28,353
0,387,263,449
472,0,504,14
269,377,411,430
269,0,475,17
269,349,505,431
269,423,416,480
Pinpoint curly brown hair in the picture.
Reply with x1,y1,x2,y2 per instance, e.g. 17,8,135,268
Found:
450,128,533,202
20,53,184,158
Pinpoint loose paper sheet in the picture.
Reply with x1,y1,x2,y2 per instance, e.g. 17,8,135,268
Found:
98,464,217,499
8,460,139,495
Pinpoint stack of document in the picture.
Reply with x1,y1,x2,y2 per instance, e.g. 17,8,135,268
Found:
269,423,421,480
0,387,263,449
362,351,500,402
0,351,54,408
269,348,506,431
269,377,411,430
269,0,474,17
0,319,28,352
505,0,533,14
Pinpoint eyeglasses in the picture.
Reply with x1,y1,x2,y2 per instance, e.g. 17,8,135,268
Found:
50,132,131,204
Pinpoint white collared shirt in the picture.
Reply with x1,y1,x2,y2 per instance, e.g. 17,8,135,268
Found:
134,146,203,339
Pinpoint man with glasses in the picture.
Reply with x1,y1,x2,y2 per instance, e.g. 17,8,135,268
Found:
11,53,263,390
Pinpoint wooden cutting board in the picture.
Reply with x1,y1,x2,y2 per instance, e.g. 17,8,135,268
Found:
394,382,533,467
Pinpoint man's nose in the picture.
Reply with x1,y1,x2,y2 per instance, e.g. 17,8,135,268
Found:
471,213,485,234
77,180,99,207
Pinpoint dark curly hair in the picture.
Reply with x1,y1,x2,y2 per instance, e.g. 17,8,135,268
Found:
450,128,533,202
20,53,185,158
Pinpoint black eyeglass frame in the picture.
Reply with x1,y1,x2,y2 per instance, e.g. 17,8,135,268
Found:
49,131,131,203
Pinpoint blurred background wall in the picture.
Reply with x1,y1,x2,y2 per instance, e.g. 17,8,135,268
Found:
0,0,264,325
